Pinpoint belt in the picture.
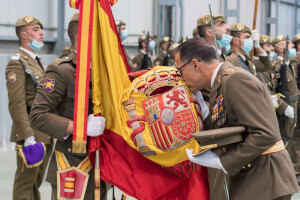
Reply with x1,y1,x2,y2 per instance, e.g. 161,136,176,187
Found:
261,140,285,155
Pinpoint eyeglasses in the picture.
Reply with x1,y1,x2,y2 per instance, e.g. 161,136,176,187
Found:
176,59,201,77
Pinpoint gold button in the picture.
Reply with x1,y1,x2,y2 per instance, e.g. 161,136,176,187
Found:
66,57,69,59
68,148,71,152
222,147,227,152
247,164,251,167
35,76,39,79
48,136,51,139
242,166,246,169
16,134,18,137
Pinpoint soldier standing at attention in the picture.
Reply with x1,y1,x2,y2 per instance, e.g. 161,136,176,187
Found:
197,14,230,62
132,34,155,71
29,12,109,200
115,19,132,70
153,36,173,66
272,35,300,184
226,23,272,75
5,16,53,200
176,38,299,200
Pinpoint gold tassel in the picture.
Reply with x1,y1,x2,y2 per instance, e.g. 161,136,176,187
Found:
72,141,87,154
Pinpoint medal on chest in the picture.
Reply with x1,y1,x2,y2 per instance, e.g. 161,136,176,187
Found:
212,95,226,128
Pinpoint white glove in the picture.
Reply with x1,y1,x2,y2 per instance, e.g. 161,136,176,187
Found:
87,114,106,137
251,30,260,48
284,105,294,118
24,136,36,147
271,95,278,108
193,91,209,120
186,149,227,174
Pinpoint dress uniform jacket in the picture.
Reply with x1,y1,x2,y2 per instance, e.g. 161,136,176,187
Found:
209,62,299,200
132,50,153,72
6,49,53,200
290,53,300,79
6,49,52,144
225,50,272,75
29,50,96,191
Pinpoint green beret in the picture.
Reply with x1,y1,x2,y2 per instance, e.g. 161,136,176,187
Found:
292,34,300,44
229,23,251,34
69,11,79,24
197,14,225,27
159,36,173,46
193,28,198,36
259,34,271,44
271,35,287,46
16,16,43,29
115,19,126,26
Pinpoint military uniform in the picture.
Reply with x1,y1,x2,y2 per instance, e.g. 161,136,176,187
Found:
60,46,71,58
132,48,153,72
291,34,300,78
6,16,53,200
226,24,272,75
154,36,173,66
210,62,299,200
29,50,108,200
29,12,109,200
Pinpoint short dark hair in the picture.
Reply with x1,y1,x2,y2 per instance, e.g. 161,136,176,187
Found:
176,38,216,63
16,26,26,45
294,40,300,51
229,31,240,38
68,22,79,45
197,25,211,38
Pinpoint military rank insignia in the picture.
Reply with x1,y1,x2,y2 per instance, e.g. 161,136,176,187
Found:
43,78,55,93
212,95,226,128
8,73,16,82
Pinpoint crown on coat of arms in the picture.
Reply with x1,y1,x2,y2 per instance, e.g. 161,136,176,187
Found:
133,68,181,96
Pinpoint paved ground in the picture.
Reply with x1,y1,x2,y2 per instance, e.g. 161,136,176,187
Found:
1,150,300,200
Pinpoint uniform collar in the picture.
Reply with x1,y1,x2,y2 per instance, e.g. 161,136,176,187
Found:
212,45,222,56
140,49,146,54
211,62,223,88
277,56,290,65
20,47,37,60
237,52,246,61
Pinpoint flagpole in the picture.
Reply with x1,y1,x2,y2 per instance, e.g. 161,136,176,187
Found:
95,150,100,200
250,0,259,59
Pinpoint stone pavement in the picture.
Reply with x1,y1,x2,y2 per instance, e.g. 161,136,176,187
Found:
1,150,300,200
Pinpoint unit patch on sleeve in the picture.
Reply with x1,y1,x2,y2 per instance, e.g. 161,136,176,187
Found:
43,78,55,92
8,73,16,82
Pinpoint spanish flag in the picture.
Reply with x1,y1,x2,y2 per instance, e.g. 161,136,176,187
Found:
71,0,209,199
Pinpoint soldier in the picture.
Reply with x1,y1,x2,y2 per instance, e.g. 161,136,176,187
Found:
176,38,299,200
291,34,300,84
5,16,53,200
153,36,173,66
197,14,230,62
226,23,272,75
192,28,200,38
115,19,132,69
29,12,108,200
132,34,154,71
272,35,300,184
60,46,71,58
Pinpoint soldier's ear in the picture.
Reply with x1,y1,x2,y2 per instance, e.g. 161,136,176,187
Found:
206,29,213,38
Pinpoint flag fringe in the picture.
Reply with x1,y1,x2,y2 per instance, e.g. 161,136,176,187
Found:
72,141,87,153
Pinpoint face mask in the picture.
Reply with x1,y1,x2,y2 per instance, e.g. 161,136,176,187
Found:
237,38,253,54
217,33,233,48
225,44,231,54
149,40,156,51
288,48,296,58
120,29,128,41
269,52,277,61
24,32,44,52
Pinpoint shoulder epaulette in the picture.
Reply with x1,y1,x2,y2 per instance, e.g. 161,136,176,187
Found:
11,53,20,60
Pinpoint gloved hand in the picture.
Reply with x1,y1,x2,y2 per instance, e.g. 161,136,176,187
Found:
24,136,36,147
284,105,294,118
186,149,227,174
194,91,209,120
271,95,278,108
87,114,106,137
251,30,260,48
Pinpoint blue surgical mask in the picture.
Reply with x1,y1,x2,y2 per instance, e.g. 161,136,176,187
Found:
237,38,253,54
29,40,44,52
24,32,44,52
120,29,128,41
225,44,231,54
217,34,233,48
149,40,156,51
269,52,277,61
288,48,296,58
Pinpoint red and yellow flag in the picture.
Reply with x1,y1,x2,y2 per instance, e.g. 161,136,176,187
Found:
71,0,209,199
